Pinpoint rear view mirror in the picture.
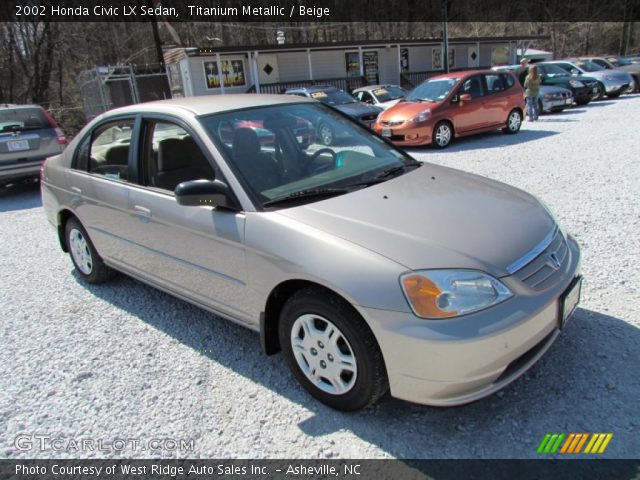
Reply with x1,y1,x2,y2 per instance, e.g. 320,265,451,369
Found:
175,179,238,209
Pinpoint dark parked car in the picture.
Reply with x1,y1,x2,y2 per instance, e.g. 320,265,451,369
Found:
284,86,382,145
0,104,67,186
534,63,601,104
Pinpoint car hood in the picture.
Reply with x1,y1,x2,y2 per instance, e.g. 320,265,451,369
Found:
378,100,440,121
334,102,381,117
276,164,555,277
378,99,402,110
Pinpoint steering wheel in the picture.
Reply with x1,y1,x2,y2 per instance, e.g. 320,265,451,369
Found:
308,148,337,174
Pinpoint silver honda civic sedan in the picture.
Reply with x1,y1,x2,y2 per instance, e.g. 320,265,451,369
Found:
41,95,582,411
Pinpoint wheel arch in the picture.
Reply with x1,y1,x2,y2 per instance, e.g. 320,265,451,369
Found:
56,208,76,252
260,279,368,356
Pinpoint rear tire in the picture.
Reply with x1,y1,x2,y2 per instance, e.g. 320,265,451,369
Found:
502,109,522,134
279,287,388,411
65,217,115,284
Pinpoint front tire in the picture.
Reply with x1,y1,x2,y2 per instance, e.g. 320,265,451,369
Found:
432,121,453,148
65,217,115,284
502,109,522,134
279,288,388,411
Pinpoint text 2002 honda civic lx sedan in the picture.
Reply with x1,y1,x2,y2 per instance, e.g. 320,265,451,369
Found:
41,95,581,411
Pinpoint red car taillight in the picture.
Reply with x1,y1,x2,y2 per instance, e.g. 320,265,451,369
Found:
42,109,68,145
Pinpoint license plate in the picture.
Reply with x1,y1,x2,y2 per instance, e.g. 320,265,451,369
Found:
381,128,391,137
565,99,572,105
559,276,582,329
7,140,30,151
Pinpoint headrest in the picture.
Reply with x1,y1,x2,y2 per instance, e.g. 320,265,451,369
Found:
157,138,184,171
104,144,129,166
232,128,261,158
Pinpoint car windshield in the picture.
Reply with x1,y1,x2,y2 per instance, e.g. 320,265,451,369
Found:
538,64,571,78
406,78,458,102
372,86,406,102
308,89,358,105
0,107,50,133
575,61,604,72
612,58,631,66
199,103,420,209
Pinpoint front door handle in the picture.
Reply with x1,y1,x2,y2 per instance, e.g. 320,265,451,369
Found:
133,205,151,221
70,186,82,194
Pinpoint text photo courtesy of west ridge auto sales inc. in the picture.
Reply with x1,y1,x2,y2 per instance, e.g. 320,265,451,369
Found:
0,0,639,478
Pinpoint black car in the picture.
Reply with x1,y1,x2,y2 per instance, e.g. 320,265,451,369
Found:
535,63,601,104
284,86,382,145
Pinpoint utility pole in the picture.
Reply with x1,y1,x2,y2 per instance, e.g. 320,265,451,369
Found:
442,0,449,73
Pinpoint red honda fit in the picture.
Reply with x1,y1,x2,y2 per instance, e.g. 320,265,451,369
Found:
373,70,525,148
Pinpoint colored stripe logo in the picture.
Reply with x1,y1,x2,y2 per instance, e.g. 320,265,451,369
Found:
537,433,612,454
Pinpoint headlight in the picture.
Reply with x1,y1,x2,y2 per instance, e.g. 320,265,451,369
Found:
543,93,553,99
400,270,513,319
411,109,431,123
569,79,585,87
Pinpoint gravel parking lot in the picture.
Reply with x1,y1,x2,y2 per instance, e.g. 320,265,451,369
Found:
1,95,639,460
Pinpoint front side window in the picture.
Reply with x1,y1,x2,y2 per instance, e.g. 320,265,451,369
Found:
87,119,135,181
198,103,419,209
142,121,215,192
460,76,485,98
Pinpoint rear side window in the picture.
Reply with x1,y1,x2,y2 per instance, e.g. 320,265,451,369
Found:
484,74,505,93
0,107,49,132
87,120,135,181
501,74,515,88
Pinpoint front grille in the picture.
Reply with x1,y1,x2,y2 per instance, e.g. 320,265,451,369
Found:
380,120,404,127
511,228,569,291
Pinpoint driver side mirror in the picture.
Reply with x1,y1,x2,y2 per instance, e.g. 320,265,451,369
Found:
175,179,239,209
459,93,472,102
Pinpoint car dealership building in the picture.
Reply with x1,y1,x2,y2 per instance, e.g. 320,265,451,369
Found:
162,36,546,96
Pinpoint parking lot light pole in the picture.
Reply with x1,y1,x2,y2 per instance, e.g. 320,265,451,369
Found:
442,0,449,73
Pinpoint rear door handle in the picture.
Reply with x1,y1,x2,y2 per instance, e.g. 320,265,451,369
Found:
70,186,82,194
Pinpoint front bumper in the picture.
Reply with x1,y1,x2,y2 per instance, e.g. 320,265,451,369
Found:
358,235,581,407
542,97,573,112
373,123,433,146
601,78,631,94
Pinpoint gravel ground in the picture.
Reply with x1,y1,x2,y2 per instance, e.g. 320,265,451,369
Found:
1,95,639,460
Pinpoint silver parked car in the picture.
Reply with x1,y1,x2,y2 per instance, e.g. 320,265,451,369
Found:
41,95,582,411
1,104,67,186
547,60,634,98
352,84,407,110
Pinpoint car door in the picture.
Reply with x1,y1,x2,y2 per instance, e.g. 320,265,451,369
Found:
124,116,250,322
66,116,141,264
453,75,488,133
480,73,509,126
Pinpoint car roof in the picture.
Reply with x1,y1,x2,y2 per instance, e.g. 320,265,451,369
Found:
352,84,401,92
100,94,315,117
427,69,496,80
285,85,339,93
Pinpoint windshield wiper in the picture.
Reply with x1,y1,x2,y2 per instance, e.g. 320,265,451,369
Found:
263,188,348,208
353,163,422,187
